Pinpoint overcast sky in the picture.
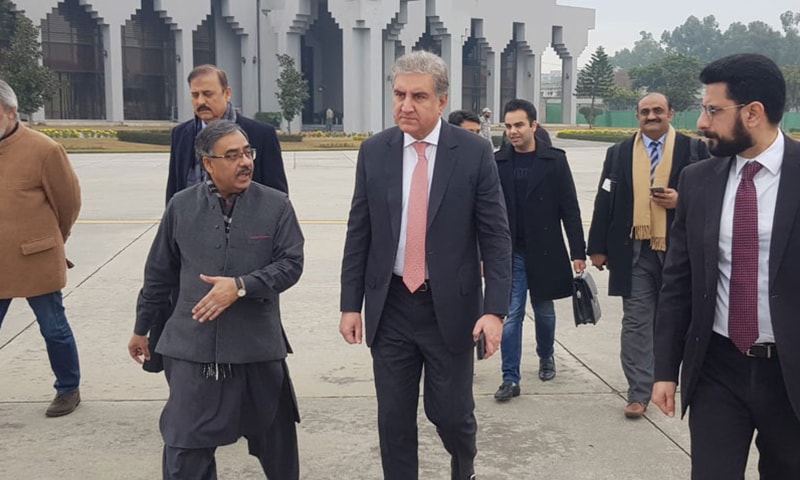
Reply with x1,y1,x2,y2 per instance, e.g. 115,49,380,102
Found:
541,0,799,71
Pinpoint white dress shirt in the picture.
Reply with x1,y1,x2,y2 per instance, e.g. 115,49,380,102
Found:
713,132,783,343
393,119,441,277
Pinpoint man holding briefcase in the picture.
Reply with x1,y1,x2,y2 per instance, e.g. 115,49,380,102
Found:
493,99,586,401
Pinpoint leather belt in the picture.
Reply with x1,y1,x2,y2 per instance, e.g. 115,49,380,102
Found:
391,274,430,293
746,343,777,359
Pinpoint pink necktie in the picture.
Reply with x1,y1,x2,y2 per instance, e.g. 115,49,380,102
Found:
728,161,763,353
403,142,429,292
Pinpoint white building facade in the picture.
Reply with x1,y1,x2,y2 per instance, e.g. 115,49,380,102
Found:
9,0,594,131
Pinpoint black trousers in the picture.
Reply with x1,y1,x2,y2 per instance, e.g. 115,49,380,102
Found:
161,358,299,480
371,275,477,480
689,333,800,479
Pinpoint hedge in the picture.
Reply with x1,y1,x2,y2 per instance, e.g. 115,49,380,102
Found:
117,130,172,145
556,129,636,143
277,134,303,143
255,112,283,128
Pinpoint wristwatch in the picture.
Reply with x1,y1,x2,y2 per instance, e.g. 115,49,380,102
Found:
235,276,246,298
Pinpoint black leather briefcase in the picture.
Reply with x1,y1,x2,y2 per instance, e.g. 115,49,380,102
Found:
572,271,601,326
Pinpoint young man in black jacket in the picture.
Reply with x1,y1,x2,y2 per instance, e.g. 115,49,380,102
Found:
493,99,586,401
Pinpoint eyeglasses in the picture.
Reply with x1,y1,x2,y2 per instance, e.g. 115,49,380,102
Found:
205,147,257,162
699,103,746,117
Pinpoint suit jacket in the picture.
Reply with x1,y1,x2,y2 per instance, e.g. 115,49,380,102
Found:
654,134,800,420
340,120,512,353
136,182,304,364
495,143,585,302
0,124,81,298
587,132,709,296
165,115,289,203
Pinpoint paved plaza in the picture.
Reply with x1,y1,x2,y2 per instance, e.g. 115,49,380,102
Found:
0,138,759,479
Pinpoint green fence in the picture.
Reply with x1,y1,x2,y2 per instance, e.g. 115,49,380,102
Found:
544,103,800,131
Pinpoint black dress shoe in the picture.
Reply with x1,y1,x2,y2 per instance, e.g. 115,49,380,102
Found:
46,389,80,417
494,381,520,401
539,356,556,381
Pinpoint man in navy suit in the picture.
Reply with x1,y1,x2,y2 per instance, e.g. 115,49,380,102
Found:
165,64,288,203
339,51,511,480
653,53,800,478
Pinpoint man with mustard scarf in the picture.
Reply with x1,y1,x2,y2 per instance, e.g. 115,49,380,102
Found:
587,93,709,419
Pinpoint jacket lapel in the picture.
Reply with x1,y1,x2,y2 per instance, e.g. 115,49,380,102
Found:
428,121,457,227
385,128,404,245
703,156,733,294
769,135,800,288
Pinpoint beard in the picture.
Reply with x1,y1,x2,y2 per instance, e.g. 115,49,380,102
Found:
704,116,754,157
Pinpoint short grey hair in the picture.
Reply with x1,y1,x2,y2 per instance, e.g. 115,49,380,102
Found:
391,51,449,98
194,120,249,161
0,79,19,115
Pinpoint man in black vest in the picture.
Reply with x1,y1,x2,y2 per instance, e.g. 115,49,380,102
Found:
130,120,304,479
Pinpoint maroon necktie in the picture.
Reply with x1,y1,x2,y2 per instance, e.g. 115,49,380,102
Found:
403,142,429,292
728,161,763,353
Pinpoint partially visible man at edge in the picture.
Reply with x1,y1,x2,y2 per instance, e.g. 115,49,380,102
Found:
165,64,288,203
129,120,304,479
0,78,82,417
652,53,800,478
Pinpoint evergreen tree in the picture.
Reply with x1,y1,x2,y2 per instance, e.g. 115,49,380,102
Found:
0,2,56,120
575,46,614,128
275,54,309,134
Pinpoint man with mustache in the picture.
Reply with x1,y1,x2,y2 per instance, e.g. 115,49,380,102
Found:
493,98,586,401
652,53,800,478
587,92,708,418
165,64,288,203
129,120,304,479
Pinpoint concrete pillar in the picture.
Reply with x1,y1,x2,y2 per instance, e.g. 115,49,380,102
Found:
561,55,576,124
103,23,125,122
240,35,258,118
383,37,397,129
174,29,194,121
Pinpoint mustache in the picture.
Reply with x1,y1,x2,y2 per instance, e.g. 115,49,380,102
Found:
236,168,252,176
197,106,211,112
701,131,718,140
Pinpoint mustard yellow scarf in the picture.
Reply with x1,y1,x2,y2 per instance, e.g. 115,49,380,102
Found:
631,125,675,251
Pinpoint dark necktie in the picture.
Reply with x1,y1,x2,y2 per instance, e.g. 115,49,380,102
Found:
728,161,763,353
403,142,429,292
649,141,661,182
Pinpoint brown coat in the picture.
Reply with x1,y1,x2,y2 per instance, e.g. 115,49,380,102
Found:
0,124,81,298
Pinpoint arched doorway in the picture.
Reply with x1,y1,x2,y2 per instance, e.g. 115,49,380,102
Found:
500,40,518,114
299,0,343,127
41,0,105,119
193,14,215,67
121,0,177,120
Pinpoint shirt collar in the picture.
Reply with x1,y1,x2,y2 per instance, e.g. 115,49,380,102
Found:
403,118,442,149
735,131,783,176
642,132,666,148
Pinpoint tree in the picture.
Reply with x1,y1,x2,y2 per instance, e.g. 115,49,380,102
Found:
274,54,309,134
629,53,703,112
783,65,800,112
574,46,614,128
604,86,641,111
0,3,56,120
611,31,666,70
661,15,723,62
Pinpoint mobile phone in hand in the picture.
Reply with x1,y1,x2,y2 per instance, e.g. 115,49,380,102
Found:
476,332,486,360
650,186,665,194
